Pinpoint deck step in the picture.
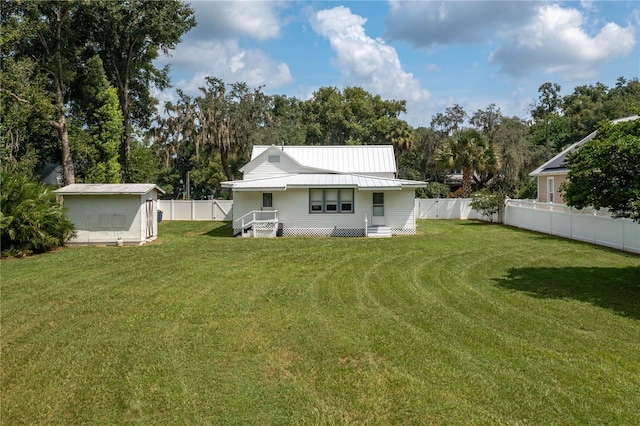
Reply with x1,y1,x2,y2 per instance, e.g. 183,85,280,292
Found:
367,226,392,238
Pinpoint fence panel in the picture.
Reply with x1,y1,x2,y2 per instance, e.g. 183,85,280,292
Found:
158,200,233,221
415,198,488,220
504,200,639,254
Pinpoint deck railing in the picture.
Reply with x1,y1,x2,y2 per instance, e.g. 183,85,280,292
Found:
233,210,279,237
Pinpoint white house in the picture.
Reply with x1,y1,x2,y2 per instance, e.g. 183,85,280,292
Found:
55,183,165,246
222,145,426,238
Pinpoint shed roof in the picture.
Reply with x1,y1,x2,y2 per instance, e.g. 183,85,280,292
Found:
249,145,397,174
55,183,165,195
222,173,425,191
530,115,639,177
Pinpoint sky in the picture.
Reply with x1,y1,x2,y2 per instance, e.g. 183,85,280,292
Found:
154,0,640,127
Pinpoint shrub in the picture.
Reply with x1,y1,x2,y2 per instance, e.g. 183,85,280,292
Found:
417,182,450,198
470,189,504,222
0,172,75,257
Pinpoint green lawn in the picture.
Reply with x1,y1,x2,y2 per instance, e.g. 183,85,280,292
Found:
2,220,639,425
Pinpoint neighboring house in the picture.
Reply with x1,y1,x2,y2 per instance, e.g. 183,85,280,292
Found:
222,145,426,237
530,115,639,203
39,162,63,186
54,183,165,246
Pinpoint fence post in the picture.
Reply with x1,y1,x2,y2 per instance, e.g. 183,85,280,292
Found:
170,199,175,221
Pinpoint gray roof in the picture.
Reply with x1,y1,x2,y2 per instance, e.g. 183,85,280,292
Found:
530,115,639,177
55,183,165,195
222,173,426,191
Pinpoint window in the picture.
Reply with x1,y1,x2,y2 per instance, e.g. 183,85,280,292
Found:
340,189,353,212
268,155,280,163
309,189,354,213
262,193,273,209
310,189,323,211
547,177,554,203
325,189,338,212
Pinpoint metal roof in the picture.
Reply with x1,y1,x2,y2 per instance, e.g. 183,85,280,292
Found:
55,183,165,195
251,145,397,174
222,174,426,191
530,115,639,176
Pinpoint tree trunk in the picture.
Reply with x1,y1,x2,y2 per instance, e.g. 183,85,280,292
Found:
50,82,74,184
461,167,472,198
120,82,131,182
51,8,74,185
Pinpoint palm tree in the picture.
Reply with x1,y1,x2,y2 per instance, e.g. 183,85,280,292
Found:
436,128,499,197
386,119,415,177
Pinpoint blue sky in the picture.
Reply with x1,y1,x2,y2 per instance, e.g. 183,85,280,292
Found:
155,1,640,127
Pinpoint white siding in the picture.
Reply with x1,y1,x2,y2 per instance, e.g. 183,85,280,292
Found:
383,189,416,230
63,191,159,245
243,153,308,179
64,195,142,244
232,187,417,234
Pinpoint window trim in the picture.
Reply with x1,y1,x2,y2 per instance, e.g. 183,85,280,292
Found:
547,177,554,203
309,188,354,214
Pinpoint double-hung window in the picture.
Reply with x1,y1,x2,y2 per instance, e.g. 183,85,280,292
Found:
309,189,354,213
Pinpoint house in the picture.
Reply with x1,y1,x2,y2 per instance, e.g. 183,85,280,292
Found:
529,115,639,203
222,145,426,237
54,183,165,246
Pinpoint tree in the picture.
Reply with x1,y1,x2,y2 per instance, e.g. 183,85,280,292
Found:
89,0,196,180
470,188,504,222
436,129,500,197
431,104,468,135
0,171,75,257
385,118,415,175
302,86,407,146
2,1,90,184
531,82,563,122
402,126,445,182
0,54,55,179
561,118,640,221
73,56,123,183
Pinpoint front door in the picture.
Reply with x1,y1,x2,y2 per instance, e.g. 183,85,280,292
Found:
372,192,385,226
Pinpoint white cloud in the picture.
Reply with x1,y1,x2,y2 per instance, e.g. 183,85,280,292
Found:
385,0,536,47
158,39,293,97
188,1,282,41
310,6,430,105
489,4,637,78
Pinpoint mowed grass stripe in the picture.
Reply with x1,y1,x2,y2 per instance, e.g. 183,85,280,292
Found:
2,220,639,424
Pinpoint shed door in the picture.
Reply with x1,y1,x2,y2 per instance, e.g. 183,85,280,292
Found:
372,192,385,226
146,199,154,239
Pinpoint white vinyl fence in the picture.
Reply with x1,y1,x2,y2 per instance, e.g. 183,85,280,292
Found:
414,198,490,221
158,200,233,221
503,199,640,254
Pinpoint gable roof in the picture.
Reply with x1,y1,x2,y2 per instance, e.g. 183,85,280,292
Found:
244,145,397,175
530,115,639,177
222,173,426,191
55,183,165,195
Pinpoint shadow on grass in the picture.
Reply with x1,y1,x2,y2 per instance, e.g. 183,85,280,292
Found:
204,222,234,238
493,266,640,320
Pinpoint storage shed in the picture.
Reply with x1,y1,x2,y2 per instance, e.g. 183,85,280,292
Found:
55,183,165,246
